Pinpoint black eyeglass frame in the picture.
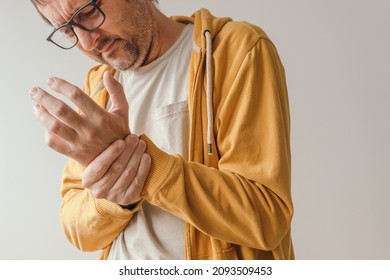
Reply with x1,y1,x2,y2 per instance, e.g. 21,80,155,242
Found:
46,0,106,50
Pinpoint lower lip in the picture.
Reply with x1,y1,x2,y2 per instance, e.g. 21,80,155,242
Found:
102,40,117,54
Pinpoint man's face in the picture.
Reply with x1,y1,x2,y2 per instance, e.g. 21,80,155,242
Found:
39,0,154,70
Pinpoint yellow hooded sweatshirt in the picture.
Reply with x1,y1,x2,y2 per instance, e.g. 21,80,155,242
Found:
61,9,294,260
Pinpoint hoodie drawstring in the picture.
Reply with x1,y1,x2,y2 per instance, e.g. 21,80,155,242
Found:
205,30,214,155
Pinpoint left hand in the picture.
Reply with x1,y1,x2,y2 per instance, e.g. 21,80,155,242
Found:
82,134,151,207
30,72,130,166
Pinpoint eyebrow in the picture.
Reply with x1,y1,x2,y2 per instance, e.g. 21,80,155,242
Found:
62,0,97,24
53,1,90,27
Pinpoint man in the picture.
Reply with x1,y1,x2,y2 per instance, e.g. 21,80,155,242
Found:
30,0,294,260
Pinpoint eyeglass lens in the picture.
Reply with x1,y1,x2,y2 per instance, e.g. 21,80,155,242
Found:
50,3,104,49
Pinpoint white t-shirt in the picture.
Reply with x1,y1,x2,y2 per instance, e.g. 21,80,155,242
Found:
108,24,194,259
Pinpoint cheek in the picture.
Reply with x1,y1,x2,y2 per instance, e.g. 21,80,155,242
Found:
96,18,123,40
99,1,152,39
97,4,128,35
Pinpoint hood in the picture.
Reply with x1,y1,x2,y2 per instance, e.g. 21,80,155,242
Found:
172,8,232,50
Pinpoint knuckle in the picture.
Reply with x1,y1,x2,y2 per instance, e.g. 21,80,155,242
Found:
48,121,61,134
75,143,87,154
134,177,144,188
53,103,68,118
82,125,98,141
97,114,111,127
85,131,98,142
69,88,82,103
124,168,136,180
92,164,107,176
112,162,124,173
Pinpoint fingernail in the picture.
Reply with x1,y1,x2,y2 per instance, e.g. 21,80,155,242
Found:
139,140,146,149
29,87,38,98
103,71,109,81
47,78,54,87
104,71,111,79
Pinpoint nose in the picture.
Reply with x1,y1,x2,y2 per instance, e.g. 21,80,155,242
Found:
73,27,99,51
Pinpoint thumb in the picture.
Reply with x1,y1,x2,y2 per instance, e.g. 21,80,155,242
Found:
103,71,128,117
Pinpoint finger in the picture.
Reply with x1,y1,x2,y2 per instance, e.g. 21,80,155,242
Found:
103,71,129,118
82,139,126,188
106,140,147,204
44,130,72,156
89,134,139,197
119,139,146,185
29,87,83,129
46,77,105,116
33,103,78,143
119,154,151,206
110,134,139,169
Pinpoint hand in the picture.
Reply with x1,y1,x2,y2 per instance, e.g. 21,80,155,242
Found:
82,134,151,207
30,71,130,166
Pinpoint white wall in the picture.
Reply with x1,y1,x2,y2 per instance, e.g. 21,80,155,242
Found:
1,0,389,259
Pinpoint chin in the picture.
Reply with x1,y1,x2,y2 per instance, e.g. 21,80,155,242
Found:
108,57,138,71
84,45,145,70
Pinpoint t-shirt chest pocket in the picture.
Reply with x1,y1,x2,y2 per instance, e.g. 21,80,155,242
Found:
151,100,190,159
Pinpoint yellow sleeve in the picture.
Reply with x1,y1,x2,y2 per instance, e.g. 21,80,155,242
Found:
140,38,293,250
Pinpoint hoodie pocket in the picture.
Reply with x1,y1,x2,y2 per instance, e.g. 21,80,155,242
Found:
151,100,190,158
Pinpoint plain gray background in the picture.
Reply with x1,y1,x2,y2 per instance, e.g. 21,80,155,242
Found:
1,0,389,259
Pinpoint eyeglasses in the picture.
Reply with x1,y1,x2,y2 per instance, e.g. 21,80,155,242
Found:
46,0,106,50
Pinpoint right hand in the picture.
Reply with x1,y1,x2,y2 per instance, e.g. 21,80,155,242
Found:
82,134,152,207
30,71,131,166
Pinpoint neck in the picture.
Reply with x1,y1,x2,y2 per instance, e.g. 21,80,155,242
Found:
144,6,186,65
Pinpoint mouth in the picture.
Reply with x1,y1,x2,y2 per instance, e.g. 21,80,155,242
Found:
102,40,116,53
97,39,117,54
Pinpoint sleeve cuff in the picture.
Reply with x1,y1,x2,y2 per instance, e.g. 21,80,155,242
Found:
139,134,176,197
95,197,141,219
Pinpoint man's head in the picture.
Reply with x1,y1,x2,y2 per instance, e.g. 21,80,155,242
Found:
32,0,160,70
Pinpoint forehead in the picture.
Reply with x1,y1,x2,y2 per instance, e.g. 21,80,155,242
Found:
38,0,88,26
